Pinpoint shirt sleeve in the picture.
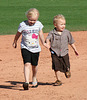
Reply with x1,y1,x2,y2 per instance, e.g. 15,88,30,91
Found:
18,22,24,33
68,32,75,44
39,22,44,31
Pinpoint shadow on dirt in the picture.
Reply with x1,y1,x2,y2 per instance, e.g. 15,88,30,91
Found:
0,81,54,91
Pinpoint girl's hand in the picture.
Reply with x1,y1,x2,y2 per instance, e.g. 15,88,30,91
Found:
12,42,17,48
12,31,21,48
44,43,50,49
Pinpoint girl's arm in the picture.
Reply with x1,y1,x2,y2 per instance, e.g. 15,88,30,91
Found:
39,29,47,47
39,30,50,48
45,39,50,49
70,43,79,56
12,31,22,48
39,29,45,45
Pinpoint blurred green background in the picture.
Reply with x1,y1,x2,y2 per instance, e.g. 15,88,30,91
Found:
0,0,87,35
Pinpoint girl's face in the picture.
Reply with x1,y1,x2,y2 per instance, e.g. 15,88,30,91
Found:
28,16,38,26
54,19,66,32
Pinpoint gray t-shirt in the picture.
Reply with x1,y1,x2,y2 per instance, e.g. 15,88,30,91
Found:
46,28,75,56
18,20,43,53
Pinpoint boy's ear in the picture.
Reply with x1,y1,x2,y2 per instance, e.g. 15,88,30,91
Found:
54,23,57,27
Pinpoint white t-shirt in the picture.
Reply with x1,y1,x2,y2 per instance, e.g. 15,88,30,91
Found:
18,20,44,53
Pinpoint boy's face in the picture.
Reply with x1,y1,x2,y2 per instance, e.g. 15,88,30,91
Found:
54,19,66,32
28,16,38,26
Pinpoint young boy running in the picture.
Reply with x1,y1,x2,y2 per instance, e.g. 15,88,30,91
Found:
46,14,79,86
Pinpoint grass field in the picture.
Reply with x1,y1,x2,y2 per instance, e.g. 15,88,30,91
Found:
0,0,87,35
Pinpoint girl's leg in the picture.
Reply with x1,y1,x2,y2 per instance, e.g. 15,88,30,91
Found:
24,63,31,83
32,65,38,83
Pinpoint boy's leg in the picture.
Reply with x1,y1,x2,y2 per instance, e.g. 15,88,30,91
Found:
55,70,60,81
54,70,62,86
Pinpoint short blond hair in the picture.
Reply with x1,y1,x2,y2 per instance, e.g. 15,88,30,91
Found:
26,8,39,18
53,14,65,24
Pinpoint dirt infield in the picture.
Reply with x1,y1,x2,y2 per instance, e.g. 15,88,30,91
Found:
0,31,87,100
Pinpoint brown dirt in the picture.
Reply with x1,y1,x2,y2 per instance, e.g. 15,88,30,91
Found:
0,31,87,100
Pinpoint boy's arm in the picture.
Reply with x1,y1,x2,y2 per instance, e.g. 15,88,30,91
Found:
12,31,22,48
70,43,79,56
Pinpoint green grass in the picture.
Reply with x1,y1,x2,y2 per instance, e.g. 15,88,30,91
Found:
0,0,87,35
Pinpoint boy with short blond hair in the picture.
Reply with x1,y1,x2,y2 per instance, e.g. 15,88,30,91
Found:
46,14,79,86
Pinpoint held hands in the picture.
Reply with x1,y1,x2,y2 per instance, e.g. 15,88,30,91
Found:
43,43,50,49
43,39,50,49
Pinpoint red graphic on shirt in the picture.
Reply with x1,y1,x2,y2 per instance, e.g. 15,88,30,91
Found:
32,34,38,39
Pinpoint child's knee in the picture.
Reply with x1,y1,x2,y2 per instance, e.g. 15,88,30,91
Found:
24,63,31,67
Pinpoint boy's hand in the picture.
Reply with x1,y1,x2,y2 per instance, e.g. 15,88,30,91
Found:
74,50,79,56
44,43,50,49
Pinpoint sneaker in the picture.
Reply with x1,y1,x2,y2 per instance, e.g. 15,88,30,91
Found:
32,80,38,88
53,80,62,86
23,83,29,90
65,71,71,78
